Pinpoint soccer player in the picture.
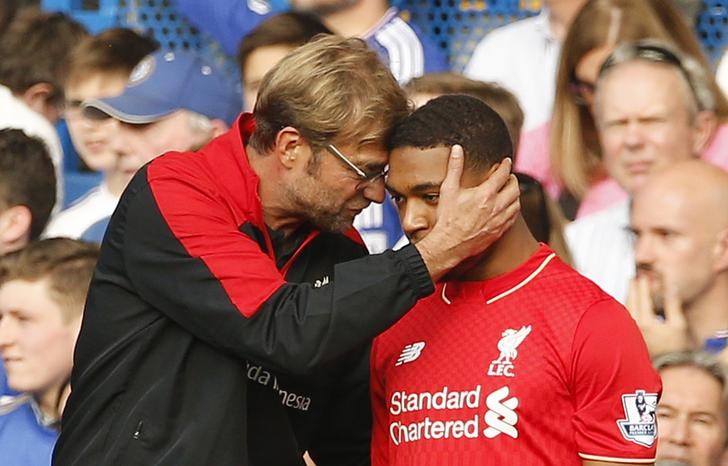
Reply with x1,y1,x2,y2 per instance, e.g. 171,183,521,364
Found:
372,94,661,465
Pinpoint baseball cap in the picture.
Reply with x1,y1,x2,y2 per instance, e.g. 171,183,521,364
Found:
84,50,242,125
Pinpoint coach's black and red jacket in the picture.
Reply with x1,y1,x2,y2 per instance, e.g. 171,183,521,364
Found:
53,114,434,466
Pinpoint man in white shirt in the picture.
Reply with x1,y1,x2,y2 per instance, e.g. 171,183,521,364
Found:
464,0,586,131
566,41,718,303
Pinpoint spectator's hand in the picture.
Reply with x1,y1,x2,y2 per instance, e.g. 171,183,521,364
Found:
416,145,520,282
626,275,689,356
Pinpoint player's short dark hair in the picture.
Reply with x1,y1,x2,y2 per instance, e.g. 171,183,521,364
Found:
404,73,524,151
236,11,332,75
0,128,57,240
388,94,513,173
0,7,87,98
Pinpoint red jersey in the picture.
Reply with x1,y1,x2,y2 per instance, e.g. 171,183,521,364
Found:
371,245,661,465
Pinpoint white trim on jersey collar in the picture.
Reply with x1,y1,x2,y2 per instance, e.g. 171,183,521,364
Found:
578,452,656,464
440,252,557,305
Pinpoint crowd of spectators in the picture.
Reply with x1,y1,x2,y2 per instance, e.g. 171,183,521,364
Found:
0,0,726,465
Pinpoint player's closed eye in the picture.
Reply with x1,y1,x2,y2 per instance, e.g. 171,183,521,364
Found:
423,194,440,205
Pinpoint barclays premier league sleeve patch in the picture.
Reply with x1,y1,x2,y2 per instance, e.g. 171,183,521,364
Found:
617,390,658,447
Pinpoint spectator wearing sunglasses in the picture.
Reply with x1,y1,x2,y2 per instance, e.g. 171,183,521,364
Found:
566,40,725,304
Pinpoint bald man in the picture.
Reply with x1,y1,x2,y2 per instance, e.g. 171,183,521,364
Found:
628,160,728,359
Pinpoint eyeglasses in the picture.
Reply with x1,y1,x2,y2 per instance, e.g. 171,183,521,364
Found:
325,143,388,188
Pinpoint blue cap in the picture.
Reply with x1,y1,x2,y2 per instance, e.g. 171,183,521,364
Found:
84,50,242,126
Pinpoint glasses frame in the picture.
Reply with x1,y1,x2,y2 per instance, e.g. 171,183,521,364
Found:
325,143,388,188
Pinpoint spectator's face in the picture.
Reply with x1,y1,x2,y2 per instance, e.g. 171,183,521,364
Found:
631,180,719,310
0,279,80,404
65,74,127,172
243,44,295,113
387,145,482,244
656,366,727,466
287,139,388,232
108,111,211,185
596,61,699,194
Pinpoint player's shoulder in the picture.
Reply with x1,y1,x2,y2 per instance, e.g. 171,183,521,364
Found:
532,253,618,313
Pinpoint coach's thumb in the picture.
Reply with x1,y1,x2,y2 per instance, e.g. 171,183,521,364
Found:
441,144,464,196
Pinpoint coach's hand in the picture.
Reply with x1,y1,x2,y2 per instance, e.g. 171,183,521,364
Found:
415,145,520,282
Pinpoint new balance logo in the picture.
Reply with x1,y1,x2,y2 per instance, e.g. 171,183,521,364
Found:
483,386,519,439
395,342,425,366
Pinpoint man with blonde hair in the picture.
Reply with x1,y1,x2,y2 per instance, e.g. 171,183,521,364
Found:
55,35,520,465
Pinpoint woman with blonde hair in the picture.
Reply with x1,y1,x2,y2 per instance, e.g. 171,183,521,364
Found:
515,0,728,218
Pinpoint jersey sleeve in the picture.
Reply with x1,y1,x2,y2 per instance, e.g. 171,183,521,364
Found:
370,337,390,466
118,169,434,376
569,298,661,464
